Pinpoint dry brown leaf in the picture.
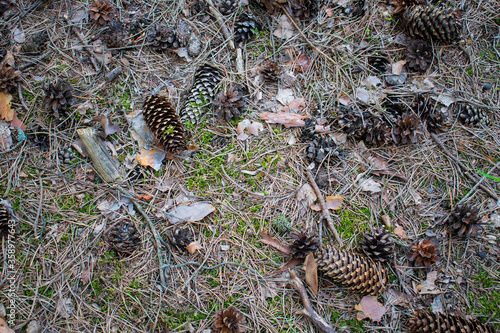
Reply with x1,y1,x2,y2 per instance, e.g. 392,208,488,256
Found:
273,15,295,39
0,92,14,121
394,225,407,239
381,215,392,228
260,112,310,128
277,257,303,273
10,113,26,130
304,252,318,295
0,122,12,150
419,271,438,294
310,195,343,211
392,60,407,75
136,148,166,171
384,288,412,308
137,195,153,201
297,54,311,72
281,98,305,113
92,115,121,137
296,183,317,209
80,257,96,284
355,296,386,322
260,232,291,254
186,241,202,254
0,318,15,333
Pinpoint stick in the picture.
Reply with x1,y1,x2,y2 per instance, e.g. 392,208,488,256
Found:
306,169,343,245
289,270,337,333
106,66,123,82
205,0,235,50
430,133,499,201
65,17,100,71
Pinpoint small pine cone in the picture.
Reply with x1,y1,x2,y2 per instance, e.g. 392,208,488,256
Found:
143,95,187,154
407,238,439,267
0,52,21,93
0,203,12,239
105,221,140,254
88,0,115,25
234,13,259,46
392,113,424,144
103,21,129,49
368,55,391,73
287,0,318,21
289,230,320,259
21,30,49,54
403,5,461,44
364,119,392,147
447,205,484,238
415,94,449,133
147,24,180,51
260,60,282,82
213,306,245,333
44,80,73,119
316,245,388,295
345,0,366,18
409,310,496,333
180,63,223,124
59,146,76,164
174,19,192,47
219,0,238,15
167,226,194,252
0,0,15,17
406,39,432,72
129,18,153,37
454,103,489,126
361,228,393,262
336,107,372,140
213,86,246,122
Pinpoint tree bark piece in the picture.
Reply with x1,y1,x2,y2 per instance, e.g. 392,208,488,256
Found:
77,128,122,183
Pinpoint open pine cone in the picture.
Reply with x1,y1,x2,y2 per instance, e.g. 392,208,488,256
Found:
287,0,318,21
0,51,21,93
44,80,73,119
88,0,115,25
105,221,140,254
147,24,180,51
103,21,129,49
409,310,495,333
213,306,246,333
454,103,490,126
368,55,391,73
392,113,424,144
361,228,393,262
260,60,281,82
167,226,194,252
406,39,433,72
364,119,392,147
219,0,238,15
0,203,12,239
336,106,373,140
447,205,483,238
289,230,320,259
415,94,449,133
234,13,259,46
213,86,245,122
407,238,439,267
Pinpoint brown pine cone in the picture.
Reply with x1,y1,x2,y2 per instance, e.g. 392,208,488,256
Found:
88,0,115,25
0,51,21,93
447,205,483,238
364,119,392,147
287,0,318,21
289,230,320,259
406,39,433,72
219,0,238,15
213,306,246,333
43,80,73,119
409,309,495,333
0,203,12,239
403,5,461,44
260,60,282,82
392,113,424,144
213,86,246,122
105,221,141,254
361,228,393,262
147,24,180,51
102,21,129,49
407,238,439,267
415,94,450,133
454,103,490,127
167,226,194,252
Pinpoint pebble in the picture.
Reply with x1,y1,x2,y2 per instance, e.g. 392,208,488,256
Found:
385,74,406,86
482,83,492,91
26,321,42,333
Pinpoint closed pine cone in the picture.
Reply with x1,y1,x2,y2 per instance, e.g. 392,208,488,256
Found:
289,230,320,259
103,21,129,48
407,238,439,267
105,221,140,254
143,95,187,154
44,80,73,119
219,0,238,15
316,244,388,295
147,25,180,51
403,5,461,44
213,86,245,122
0,52,21,93
392,113,424,144
260,60,281,81
368,55,391,73
415,94,449,133
361,228,393,262
234,13,259,46
408,310,495,333
454,103,490,126
213,306,246,333
406,39,432,72
447,205,483,238
88,0,115,25
167,226,194,252
0,203,12,239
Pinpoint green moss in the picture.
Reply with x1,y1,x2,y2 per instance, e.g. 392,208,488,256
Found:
336,207,370,241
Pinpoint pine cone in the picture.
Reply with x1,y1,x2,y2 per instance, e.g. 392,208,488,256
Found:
407,238,439,267
213,306,245,333
289,230,320,259
105,221,140,254
147,24,180,51
143,95,187,154
409,310,496,333
368,55,391,73
392,113,424,144
316,245,388,295
287,0,318,21
0,0,15,17
234,13,259,46
454,103,490,126
364,119,392,147
103,21,129,49
447,205,483,238
260,60,281,82
361,228,393,262
0,203,12,239
129,18,153,37
336,106,372,140
88,0,115,25
167,226,194,252
219,0,238,15
21,30,49,54
44,80,73,119
406,39,433,72
345,0,366,18
213,86,246,122
27,126,50,151
180,63,223,124
0,51,21,93
415,94,449,133
403,5,461,44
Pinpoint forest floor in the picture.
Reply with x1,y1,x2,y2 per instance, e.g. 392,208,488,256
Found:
0,0,499,332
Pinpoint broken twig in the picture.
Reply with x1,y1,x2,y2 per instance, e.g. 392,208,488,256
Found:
205,0,235,50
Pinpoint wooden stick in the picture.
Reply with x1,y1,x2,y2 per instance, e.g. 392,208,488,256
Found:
289,270,337,333
306,169,343,245
205,0,235,50
430,133,499,201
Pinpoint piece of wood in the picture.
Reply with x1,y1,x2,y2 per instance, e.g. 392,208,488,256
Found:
77,128,122,183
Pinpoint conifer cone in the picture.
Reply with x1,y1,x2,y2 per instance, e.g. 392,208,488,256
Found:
260,60,281,81
289,230,320,259
403,5,461,44
454,103,490,126
346,0,366,18
105,221,140,254
0,0,15,17
447,205,483,238
407,238,439,267
180,64,223,124
219,0,238,15
129,18,153,37
0,203,11,239
415,94,449,133
213,306,246,333
213,86,246,122
143,95,187,154
392,113,424,144
364,119,392,147
368,55,391,73
287,0,318,21
234,13,259,46
406,39,432,72
88,0,115,25
361,228,393,262
43,80,73,119
21,30,49,54
0,51,21,93
103,21,129,49
167,226,194,252
316,244,388,295
336,107,373,140
147,25,180,51
408,310,496,333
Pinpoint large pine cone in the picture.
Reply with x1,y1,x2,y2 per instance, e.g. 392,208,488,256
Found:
415,94,449,133
44,80,73,119
260,60,282,82
105,221,140,254
213,306,246,333
447,205,483,238
143,95,187,154
181,63,223,124
234,13,259,46
213,86,246,122
454,103,490,126
0,52,21,93
361,228,393,263
392,113,424,144
289,230,320,259
406,39,433,72
364,119,392,147
316,245,388,295
409,310,495,333
0,203,12,239
167,226,194,252
403,5,461,44
103,21,129,49
147,24,180,51
407,238,439,267
88,0,115,25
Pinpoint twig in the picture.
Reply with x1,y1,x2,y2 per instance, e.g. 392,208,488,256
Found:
430,133,499,201
65,17,100,71
0,140,25,155
289,270,337,333
205,0,235,50
306,169,343,245
457,159,500,205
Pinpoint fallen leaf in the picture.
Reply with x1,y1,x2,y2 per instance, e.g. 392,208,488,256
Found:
273,15,295,39
260,232,291,254
338,95,351,106
394,225,407,239
127,109,154,149
71,139,89,157
10,113,26,130
384,288,412,308
297,54,311,72
304,252,318,295
431,295,444,313
433,93,455,107
137,195,153,201
167,202,215,223
419,271,438,294
381,215,392,228
359,178,382,193
174,48,192,62
0,318,15,333
186,241,202,254
314,125,330,133
80,257,96,284
310,195,343,211
355,296,386,322
70,8,87,23
362,76,382,88
137,148,166,171
236,119,263,140
277,257,304,273
325,7,334,16
92,115,121,137
263,282,279,299
281,97,305,113
260,112,310,128
0,122,12,150
155,179,174,192
296,183,317,208
0,92,13,121
276,88,295,105
391,60,407,75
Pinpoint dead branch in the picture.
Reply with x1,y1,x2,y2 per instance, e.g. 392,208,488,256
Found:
205,0,235,50
306,169,343,245
289,270,337,333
